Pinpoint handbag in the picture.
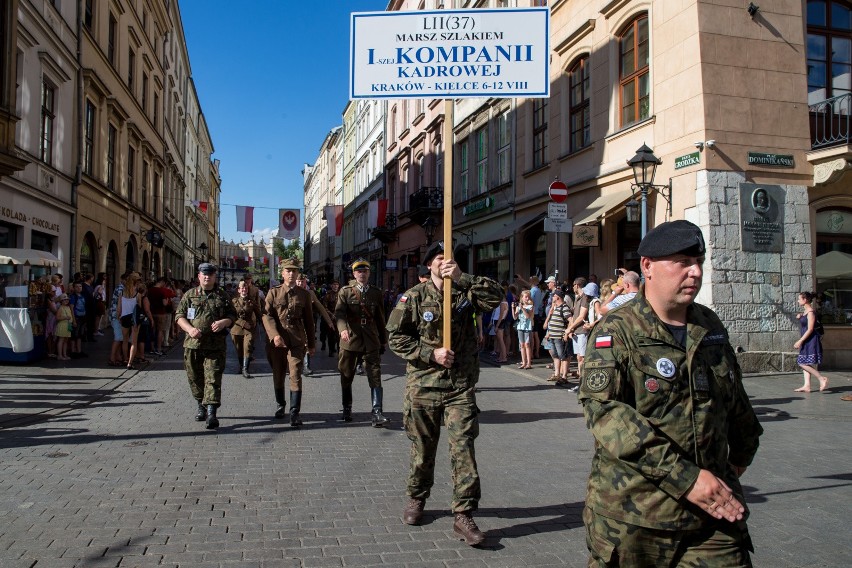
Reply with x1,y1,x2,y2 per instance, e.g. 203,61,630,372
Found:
814,316,824,336
134,304,149,326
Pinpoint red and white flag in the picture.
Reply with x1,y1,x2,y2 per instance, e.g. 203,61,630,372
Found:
236,206,254,232
595,335,613,349
191,200,208,214
368,199,388,228
324,205,344,238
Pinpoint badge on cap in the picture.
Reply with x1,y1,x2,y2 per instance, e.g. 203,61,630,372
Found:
423,311,434,322
645,378,660,393
656,358,676,378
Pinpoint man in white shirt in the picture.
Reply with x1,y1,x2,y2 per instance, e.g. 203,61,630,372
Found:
599,271,640,316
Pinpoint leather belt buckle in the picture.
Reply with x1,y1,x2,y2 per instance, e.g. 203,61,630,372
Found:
361,318,367,325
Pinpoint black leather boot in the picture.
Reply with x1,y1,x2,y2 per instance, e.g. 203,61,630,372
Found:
274,388,286,419
290,391,303,428
205,405,219,430
194,402,206,421
342,385,353,422
371,387,390,428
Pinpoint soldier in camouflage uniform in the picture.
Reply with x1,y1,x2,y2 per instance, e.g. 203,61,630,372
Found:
335,258,389,427
175,263,238,430
579,220,763,567
262,258,315,427
231,278,262,378
386,241,502,547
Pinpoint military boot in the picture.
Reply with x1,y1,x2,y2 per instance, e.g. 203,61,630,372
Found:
242,360,252,379
205,405,219,430
342,385,353,422
370,387,390,428
402,497,425,525
274,388,286,419
194,402,207,421
290,391,303,428
453,512,485,546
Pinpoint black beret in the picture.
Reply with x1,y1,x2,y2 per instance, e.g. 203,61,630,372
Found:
423,241,445,266
551,290,564,300
198,262,217,275
637,220,706,258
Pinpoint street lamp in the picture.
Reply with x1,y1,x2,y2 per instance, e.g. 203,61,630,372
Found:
422,216,438,245
627,144,672,238
198,242,208,265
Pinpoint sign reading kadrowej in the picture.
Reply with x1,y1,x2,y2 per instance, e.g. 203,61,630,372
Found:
350,8,549,99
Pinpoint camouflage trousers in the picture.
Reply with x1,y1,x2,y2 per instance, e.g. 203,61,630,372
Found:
403,383,480,513
339,349,381,388
184,348,226,407
584,507,753,567
230,331,255,363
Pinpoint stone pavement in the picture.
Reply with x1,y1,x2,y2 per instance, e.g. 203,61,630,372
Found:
0,336,850,567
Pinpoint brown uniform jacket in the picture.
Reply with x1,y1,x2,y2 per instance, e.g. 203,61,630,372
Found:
262,284,316,350
231,295,262,336
308,288,334,329
335,283,386,353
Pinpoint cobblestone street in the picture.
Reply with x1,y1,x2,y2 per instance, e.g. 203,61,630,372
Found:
1,339,850,567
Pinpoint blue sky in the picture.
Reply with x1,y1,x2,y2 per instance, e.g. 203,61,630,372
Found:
180,0,387,245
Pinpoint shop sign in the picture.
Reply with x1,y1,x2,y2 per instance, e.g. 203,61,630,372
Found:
1,206,61,233
573,225,599,247
747,152,794,168
674,151,700,170
463,196,494,216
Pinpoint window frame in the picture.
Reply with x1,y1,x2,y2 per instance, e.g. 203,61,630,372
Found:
568,55,591,152
497,112,511,185
618,14,650,128
40,79,56,165
106,123,117,191
807,0,852,103
108,13,117,68
84,100,95,176
459,140,469,202
127,145,135,203
475,126,488,195
532,98,547,169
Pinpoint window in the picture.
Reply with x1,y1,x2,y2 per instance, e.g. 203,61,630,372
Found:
128,48,135,89
417,154,424,189
142,72,148,113
475,127,488,194
619,15,650,127
460,141,469,201
107,124,116,190
153,172,160,219
815,208,852,324
84,101,95,175
108,13,117,67
569,56,591,152
142,161,148,212
807,0,852,104
390,105,397,140
40,80,56,165
153,92,158,127
532,98,547,168
84,0,93,31
435,137,443,189
127,145,135,203
497,112,511,184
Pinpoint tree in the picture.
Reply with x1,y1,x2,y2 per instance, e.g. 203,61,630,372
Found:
274,237,303,263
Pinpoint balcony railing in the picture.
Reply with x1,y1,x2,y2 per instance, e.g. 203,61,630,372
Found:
409,186,443,211
371,213,398,244
810,93,852,149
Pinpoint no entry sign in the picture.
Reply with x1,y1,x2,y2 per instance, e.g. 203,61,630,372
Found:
549,180,568,203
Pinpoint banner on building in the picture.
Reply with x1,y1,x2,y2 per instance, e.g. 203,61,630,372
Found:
191,200,208,214
324,205,344,238
368,199,388,228
350,8,550,99
236,206,254,233
279,209,300,240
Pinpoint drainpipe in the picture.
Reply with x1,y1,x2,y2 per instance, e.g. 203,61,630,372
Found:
70,0,83,275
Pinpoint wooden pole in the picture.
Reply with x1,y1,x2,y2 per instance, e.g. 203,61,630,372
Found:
442,98,453,350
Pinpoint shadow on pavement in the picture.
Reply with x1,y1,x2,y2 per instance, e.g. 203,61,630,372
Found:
478,409,582,423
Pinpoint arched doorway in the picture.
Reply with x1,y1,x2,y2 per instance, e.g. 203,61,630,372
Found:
80,232,98,277
106,241,118,292
142,250,150,281
125,237,137,273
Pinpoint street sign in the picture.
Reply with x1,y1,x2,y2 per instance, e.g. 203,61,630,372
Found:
544,218,572,233
350,8,550,99
549,180,568,203
548,202,567,219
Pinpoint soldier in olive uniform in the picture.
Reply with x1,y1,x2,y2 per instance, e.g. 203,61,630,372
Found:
175,263,237,430
579,220,763,567
262,258,315,427
335,258,389,427
231,278,262,378
386,241,502,547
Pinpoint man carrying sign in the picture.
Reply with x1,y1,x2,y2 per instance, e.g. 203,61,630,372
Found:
386,241,502,546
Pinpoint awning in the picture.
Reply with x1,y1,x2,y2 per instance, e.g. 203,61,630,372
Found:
472,211,546,245
0,248,62,267
571,189,634,226
816,250,852,280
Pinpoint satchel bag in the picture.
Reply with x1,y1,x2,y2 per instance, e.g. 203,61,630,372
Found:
814,316,824,336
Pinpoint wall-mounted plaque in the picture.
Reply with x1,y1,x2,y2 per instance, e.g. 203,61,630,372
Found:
739,183,784,252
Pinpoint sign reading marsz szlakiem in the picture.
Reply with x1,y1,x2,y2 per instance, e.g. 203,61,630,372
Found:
350,8,549,99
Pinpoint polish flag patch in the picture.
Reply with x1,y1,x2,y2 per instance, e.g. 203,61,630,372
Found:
595,335,613,348
399,296,408,303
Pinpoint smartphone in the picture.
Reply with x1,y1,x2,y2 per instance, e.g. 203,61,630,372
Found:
614,269,621,277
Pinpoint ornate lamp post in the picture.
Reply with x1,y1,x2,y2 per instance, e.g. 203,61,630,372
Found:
627,144,672,238
422,216,438,245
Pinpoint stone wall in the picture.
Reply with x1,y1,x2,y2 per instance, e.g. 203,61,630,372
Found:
692,170,812,373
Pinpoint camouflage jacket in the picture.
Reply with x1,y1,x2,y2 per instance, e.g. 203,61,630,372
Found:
262,284,315,350
386,273,502,389
231,295,262,336
335,284,386,352
175,286,238,351
579,292,763,530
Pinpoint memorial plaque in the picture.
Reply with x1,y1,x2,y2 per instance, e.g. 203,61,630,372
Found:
739,183,784,252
